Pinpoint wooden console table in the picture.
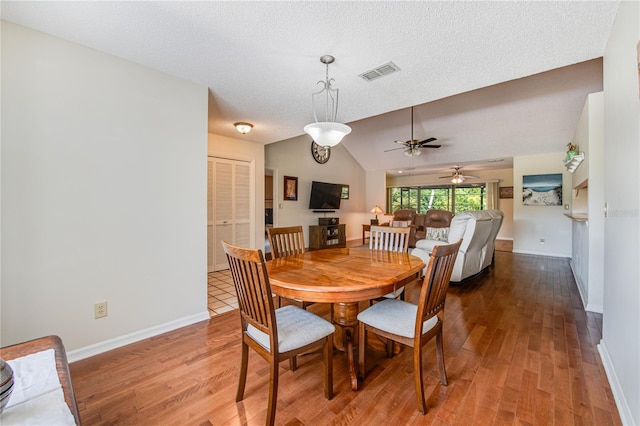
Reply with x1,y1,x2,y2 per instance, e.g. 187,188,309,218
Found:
362,224,371,245
0,335,81,425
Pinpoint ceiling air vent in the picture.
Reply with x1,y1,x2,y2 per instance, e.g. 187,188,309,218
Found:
359,61,401,82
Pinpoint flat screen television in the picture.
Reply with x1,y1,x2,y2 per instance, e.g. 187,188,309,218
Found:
309,181,342,211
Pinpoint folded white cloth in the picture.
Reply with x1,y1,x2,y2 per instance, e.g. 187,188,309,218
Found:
1,349,76,425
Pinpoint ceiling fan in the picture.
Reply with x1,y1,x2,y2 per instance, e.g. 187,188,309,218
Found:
384,106,441,157
439,166,479,184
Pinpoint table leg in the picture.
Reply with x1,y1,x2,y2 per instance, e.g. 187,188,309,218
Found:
331,302,360,391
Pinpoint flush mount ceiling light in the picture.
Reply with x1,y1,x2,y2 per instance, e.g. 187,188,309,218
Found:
303,55,351,148
234,122,253,134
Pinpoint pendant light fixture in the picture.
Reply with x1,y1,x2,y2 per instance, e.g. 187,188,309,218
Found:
303,55,351,147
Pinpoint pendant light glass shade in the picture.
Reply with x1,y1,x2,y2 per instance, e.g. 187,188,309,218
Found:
304,122,351,147
304,55,351,147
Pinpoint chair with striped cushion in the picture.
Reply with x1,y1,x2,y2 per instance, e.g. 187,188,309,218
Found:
221,241,334,426
358,239,462,414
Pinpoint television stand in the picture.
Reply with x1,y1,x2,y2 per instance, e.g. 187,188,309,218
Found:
312,210,336,213
309,224,346,250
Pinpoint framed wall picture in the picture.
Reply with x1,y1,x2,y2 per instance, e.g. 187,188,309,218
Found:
341,185,350,199
522,174,562,206
499,186,513,199
284,176,298,201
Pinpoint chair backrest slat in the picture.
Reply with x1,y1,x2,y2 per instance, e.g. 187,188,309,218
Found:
415,239,462,336
267,226,305,259
222,241,277,343
369,225,410,253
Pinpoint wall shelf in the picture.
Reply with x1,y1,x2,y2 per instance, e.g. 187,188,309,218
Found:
564,152,585,172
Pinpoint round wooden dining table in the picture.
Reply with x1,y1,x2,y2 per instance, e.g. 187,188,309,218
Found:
266,246,425,391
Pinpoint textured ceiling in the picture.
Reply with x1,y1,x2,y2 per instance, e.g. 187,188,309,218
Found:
1,1,619,174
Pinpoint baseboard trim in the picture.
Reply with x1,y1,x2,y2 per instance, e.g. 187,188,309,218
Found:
586,303,603,314
569,259,588,308
512,249,570,258
568,260,604,314
597,340,636,425
67,311,211,363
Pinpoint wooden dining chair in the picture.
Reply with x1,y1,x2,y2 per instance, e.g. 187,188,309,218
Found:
369,225,410,252
357,239,462,415
221,241,334,426
369,225,411,301
267,226,314,309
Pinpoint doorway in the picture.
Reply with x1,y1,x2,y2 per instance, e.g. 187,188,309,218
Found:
207,156,254,272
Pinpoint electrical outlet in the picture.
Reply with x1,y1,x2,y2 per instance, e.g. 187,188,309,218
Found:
94,301,108,319
539,238,545,244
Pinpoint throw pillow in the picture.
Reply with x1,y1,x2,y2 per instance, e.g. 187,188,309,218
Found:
391,220,409,228
426,226,449,242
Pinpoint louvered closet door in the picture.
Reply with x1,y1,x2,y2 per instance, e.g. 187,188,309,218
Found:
209,157,253,271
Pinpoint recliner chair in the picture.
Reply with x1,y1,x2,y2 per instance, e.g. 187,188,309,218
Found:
410,210,503,282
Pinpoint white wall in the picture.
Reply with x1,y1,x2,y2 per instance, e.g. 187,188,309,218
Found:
208,134,265,251
599,2,640,424
513,152,572,257
366,170,387,217
569,92,605,314
386,167,514,240
1,22,209,358
265,135,367,243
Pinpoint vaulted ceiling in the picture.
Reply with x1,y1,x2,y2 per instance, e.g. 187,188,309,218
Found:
1,1,618,175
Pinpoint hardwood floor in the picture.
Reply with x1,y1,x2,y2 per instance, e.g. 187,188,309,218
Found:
70,251,620,425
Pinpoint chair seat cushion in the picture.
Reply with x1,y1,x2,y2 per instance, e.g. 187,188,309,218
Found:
247,305,335,353
382,287,404,299
357,299,438,338
415,238,439,253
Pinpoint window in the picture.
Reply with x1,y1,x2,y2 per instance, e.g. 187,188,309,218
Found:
388,183,485,214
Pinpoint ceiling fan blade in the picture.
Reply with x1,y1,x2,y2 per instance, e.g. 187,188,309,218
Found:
394,140,408,145
384,147,405,152
461,174,479,179
419,144,441,148
416,137,437,145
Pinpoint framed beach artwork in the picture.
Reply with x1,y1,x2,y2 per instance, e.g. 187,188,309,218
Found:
522,174,562,206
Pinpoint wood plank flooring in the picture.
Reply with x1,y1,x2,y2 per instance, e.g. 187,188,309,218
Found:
70,251,620,425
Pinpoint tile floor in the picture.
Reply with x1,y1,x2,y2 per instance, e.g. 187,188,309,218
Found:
207,269,238,317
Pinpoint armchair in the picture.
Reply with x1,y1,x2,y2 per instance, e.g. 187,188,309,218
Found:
413,209,453,244
384,209,453,248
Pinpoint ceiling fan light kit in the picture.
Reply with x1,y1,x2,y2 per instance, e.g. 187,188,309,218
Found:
440,166,479,184
404,147,422,156
303,55,351,148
